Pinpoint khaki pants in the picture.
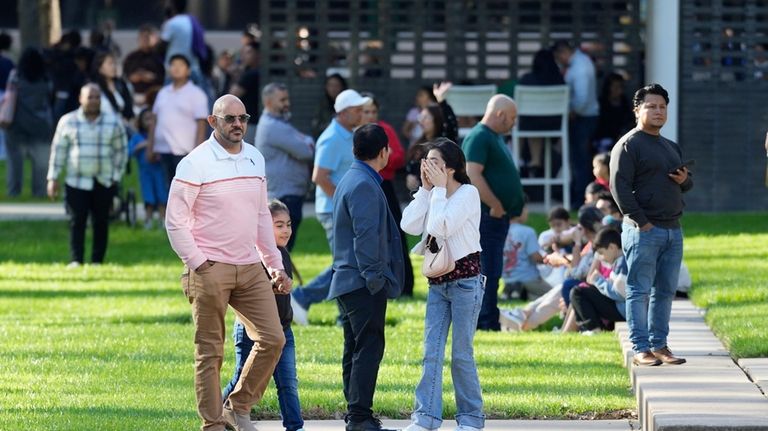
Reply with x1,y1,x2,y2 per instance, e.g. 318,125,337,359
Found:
183,262,286,431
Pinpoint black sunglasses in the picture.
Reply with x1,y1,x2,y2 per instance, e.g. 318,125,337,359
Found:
214,114,251,124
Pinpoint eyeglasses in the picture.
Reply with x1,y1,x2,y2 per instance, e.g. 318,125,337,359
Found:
214,114,251,124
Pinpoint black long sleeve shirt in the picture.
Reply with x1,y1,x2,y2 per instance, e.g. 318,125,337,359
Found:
609,129,693,229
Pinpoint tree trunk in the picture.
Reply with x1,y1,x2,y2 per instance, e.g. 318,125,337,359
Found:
18,0,61,49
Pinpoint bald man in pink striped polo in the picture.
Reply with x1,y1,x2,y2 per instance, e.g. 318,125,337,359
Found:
166,94,290,431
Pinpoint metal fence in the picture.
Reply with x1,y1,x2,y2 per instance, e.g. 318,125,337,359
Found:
258,0,643,140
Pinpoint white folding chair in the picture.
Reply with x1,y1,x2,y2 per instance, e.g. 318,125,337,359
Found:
512,85,571,210
444,84,497,138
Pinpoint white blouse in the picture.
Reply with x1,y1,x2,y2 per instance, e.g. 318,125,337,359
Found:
401,184,482,260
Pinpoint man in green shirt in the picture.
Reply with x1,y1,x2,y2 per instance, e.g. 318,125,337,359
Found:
462,94,523,331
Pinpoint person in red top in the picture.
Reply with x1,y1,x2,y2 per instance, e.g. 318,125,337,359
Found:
361,93,414,296
592,152,610,189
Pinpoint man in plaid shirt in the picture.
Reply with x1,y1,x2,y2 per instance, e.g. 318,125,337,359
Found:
46,83,128,267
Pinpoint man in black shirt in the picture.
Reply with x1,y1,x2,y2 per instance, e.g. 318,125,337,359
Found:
610,83,693,367
123,24,165,108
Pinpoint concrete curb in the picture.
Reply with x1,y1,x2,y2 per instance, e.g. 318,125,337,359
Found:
617,300,768,430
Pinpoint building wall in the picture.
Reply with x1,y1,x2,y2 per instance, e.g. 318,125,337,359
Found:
259,0,643,140
679,0,768,210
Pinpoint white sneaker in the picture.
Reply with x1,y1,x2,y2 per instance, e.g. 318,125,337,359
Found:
290,294,309,326
455,426,483,431
404,423,433,431
499,308,525,332
66,261,81,269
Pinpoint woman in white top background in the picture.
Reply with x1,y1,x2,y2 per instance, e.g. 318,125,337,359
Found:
401,138,485,431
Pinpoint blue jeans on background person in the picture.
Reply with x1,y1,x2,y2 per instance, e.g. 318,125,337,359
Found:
622,222,683,354
412,275,486,430
560,278,583,307
291,212,333,310
477,212,509,331
222,322,304,431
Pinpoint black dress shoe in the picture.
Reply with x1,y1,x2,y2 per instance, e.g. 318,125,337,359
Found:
346,417,399,431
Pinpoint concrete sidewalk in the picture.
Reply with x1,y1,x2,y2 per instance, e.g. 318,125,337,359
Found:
0,202,67,220
250,419,636,430
616,300,768,431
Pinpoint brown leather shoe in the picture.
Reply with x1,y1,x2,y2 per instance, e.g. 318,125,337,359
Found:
652,346,687,365
632,351,662,366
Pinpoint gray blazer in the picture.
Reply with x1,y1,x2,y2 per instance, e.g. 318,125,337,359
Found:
328,161,404,299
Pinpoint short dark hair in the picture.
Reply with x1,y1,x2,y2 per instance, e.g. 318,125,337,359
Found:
425,137,471,185
632,83,670,109
169,54,191,68
360,91,379,108
268,199,290,217
0,32,12,51
548,206,570,222
586,181,608,195
593,227,622,250
593,152,609,167
170,0,187,13
552,40,573,53
595,191,619,213
245,41,260,51
578,204,604,234
138,23,157,34
353,123,388,161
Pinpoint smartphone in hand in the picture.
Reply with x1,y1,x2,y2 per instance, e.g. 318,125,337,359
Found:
670,159,695,174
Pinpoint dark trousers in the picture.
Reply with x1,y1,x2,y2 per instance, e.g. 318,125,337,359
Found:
336,287,388,422
568,115,599,208
381,179,414,296
65,182,116,263
160,153,184,185
278,194,304,252
477,211,509,331
570,285,625,331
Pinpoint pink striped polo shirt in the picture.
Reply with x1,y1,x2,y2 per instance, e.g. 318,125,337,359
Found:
166,133,283,272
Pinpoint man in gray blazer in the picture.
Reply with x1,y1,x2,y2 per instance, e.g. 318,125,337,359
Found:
329,123,404,431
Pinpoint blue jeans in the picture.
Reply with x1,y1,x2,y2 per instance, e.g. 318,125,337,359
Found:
561,278,583,307
291,212,333,310
477,212,509,331
622,222,683,353
412,275,486,430
222,323,304,431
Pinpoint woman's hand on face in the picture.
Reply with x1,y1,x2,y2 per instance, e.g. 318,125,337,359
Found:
419,160,433,190
425,159,448,188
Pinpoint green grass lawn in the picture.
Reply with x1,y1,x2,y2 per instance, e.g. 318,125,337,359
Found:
683,213,768,359
0,214,634,430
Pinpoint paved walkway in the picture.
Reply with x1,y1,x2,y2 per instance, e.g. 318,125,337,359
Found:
616,300,768,431
0,202,67,220
251,419,636,430
0,201,550,222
